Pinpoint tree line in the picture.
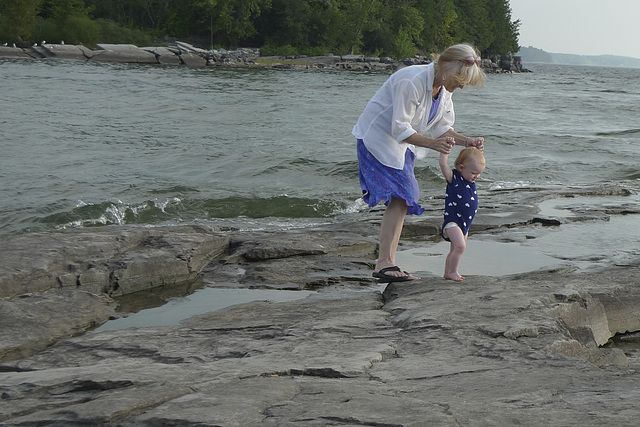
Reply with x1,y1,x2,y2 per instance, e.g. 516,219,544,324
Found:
0,0,520,59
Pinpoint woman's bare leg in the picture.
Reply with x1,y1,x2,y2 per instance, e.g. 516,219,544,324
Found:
375,197,419,279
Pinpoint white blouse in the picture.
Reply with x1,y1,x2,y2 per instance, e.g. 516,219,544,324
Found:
352,63,455,169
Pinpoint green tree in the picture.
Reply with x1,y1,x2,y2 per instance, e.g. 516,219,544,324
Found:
210,0,272,46
94,17,154,45
390,3,424,58
40,0,88,21
484,0,519,55
360,0,424,59
0,0,44,44
84,0,137,25
0,0,521,55
35,0,99,45
452,0,492,51
416,0,456,53
345,0,381,55
258,0,309,49
165,0,216,42
257,0,348,56
309,1,347,54
199,0,219,49
85,0,174,32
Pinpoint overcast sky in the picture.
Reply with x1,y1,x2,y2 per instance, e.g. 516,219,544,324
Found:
509,0,640,59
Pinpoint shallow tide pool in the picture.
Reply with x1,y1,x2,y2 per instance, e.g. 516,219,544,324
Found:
399,195,640,277
94,287,315,332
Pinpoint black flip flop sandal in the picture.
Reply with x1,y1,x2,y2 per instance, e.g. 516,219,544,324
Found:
372,266,416,283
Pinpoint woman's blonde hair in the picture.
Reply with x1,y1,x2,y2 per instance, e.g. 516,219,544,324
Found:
433,43,486,88
455,147,486,169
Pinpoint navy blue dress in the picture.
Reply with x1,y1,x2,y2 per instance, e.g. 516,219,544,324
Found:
442,169,478,240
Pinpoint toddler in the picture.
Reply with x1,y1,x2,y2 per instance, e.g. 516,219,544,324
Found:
439,142,486,281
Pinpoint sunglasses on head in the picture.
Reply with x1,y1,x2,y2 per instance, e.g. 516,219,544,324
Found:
461,56,481,66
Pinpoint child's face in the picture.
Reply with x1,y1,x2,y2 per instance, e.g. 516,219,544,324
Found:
459,160,485,183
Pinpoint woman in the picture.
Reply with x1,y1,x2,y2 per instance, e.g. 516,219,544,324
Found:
353,43,486,282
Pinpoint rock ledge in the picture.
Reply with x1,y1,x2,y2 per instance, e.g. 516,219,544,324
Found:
1,211,640,425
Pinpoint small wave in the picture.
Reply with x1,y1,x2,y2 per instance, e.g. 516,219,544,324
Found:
625,171,640,180
39,198,183,230
322,162,359,178
595,129,640,137
155,197,183,212
289,157,319,167
150,186,199,194
488,181,533,191
332,198,369,215
200,195,346,218
34,195,356,232
600,89,630,94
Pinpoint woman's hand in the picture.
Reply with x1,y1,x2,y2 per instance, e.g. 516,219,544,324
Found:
431,136,455,154
465,137,484,151
404,133,456,154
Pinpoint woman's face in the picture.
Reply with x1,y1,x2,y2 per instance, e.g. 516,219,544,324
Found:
444,76,465,92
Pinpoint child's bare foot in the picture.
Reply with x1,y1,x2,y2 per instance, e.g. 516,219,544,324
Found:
444,273,465,282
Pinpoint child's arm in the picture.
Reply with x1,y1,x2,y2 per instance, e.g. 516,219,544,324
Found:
439,152,453,183
439,137,455,183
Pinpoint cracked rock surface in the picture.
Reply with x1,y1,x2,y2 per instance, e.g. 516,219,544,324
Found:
2,186,640,426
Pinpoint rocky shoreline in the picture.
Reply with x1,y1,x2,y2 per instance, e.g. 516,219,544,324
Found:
2,184,640,425
0,40,525,72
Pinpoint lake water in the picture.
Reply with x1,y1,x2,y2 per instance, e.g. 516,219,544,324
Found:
3,58,640,279
4,57,640,330
2,59,639,237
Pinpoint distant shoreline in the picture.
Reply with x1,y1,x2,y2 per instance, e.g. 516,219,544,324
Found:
517,46,640,69
0,41,525,73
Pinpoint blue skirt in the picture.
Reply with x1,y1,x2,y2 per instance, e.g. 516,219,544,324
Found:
357,139,425,215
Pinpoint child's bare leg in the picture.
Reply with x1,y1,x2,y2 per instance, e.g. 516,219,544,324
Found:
444,225,466,282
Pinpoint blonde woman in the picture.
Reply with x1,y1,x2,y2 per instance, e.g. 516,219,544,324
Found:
353,43,486,282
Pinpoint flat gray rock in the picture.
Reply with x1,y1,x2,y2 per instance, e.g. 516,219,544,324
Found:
40,43,86,60
90,44,158,64
0,46,29,58
142,46,182,65
1,187,640,425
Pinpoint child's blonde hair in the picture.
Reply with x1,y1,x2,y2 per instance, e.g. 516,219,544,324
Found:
454,147,486,169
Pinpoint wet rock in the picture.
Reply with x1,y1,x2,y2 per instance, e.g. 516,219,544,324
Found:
0,225,229,362
90,44,158,64
142,46,182,65
178,51,208,67
0,45,30,58
40,43,86,60
0,287,116,361
226,228,377,262
0,225,228,299
2,264,640,425
2,186,640,425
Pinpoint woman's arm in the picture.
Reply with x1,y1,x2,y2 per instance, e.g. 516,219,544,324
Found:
404,132,454,154
442,129,484,151
404,129,484,154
